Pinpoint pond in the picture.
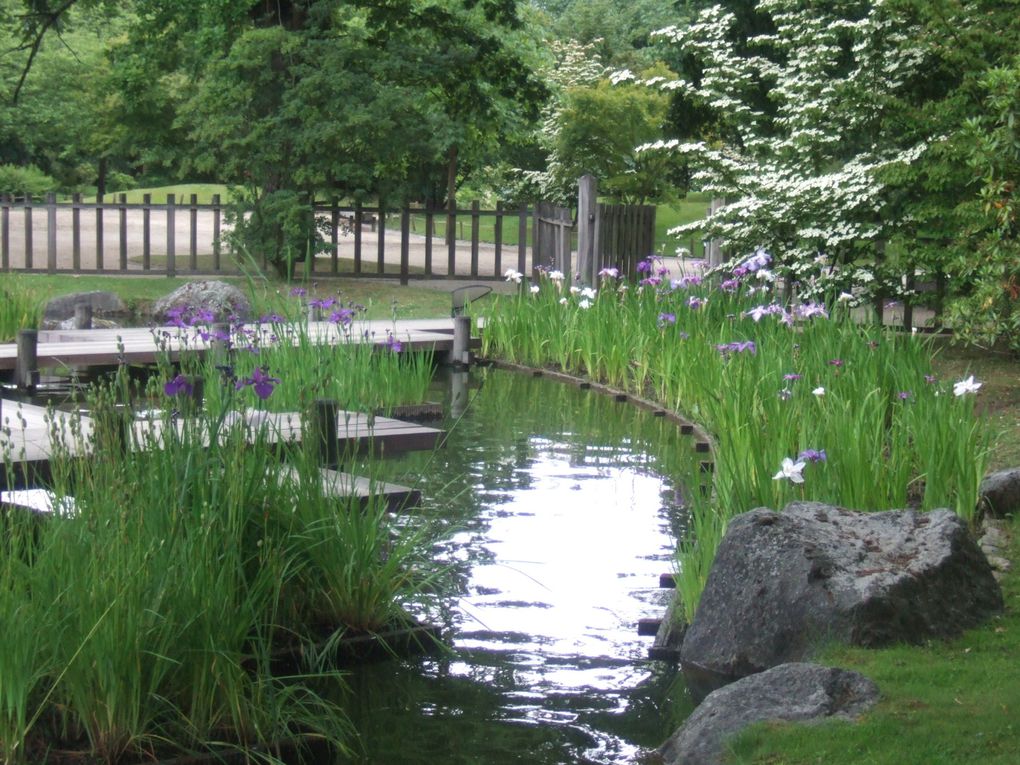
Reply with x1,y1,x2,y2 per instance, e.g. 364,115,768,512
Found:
336,367,702,764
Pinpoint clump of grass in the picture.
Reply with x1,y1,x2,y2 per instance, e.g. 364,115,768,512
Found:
0,273,43,341
0,360,445,764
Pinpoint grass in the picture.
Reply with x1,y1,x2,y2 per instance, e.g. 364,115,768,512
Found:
5,272,455,321
79,183,234,205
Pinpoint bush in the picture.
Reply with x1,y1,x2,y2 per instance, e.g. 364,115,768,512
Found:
0,164,55,200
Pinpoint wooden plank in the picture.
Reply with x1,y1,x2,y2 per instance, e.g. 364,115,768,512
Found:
72,193,81,271
280,466,421,511
166,194,176,277
493,201,503,277
189,193,198,270
46,192,57,273
94,194,102,271
212,194,222,271
2,194,10,271
119,193,129,271
24,200,33,269
470,200,480,276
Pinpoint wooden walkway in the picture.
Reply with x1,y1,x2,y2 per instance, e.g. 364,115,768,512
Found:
0,400,441,499
0,318,468,372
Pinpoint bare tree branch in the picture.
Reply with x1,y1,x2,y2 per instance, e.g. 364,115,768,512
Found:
8,0,81,104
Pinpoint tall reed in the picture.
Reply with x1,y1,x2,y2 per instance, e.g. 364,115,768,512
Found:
0,273,42,342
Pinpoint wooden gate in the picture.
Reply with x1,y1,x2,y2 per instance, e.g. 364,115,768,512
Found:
532,202,573,275
595,203,656,279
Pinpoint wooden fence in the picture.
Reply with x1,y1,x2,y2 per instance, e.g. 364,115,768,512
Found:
0,193,534,283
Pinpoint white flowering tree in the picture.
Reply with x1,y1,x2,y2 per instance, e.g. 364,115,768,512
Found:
624,0,934,304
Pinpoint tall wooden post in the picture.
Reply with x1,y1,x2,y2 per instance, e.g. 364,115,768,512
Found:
119,193,128,271
15,329,39,390
46,192,57,273
142,193,151,271
211,193,222,271
453,315,471,367
311,399,339,467
577,175,598,285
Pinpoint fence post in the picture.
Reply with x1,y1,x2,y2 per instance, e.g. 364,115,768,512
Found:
903,269,916,332
94,193,103,271
447,203,456,276
142,193,151,272
189,193,198,270
518,202,528,274
211,193,221,271
166,193,176,277
469,200,480,276
330,197,339,274
119,193,128,271
354,202,363,274
424,206,434,275
24,196,33,269
72,193,81,271
493,201,503,277
706,197,726,267
376,203,385,275
400,206,410,286
1,193,9,271
577,175,598,285
46,192,57,273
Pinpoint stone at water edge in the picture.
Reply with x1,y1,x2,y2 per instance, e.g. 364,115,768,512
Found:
979,468,1020,517
657,663,879,765
152,280,252,324
43,291,127,321
679,502,1003,692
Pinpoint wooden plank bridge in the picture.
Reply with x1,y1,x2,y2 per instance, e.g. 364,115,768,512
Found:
0,317,472,372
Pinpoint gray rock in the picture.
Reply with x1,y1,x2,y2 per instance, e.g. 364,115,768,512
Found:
152,281,251,324
658,663,879,765
979,469,1020,517
43,291,126,321
56,317,121,331
680,502,1002,690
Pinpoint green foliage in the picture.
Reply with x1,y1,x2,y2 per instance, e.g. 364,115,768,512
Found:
0,164,53,197
0,272,42,341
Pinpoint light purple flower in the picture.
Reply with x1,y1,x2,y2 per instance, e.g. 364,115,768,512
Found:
716,340,756,357
796,303,829,320
330,308,356,327
719,278,740,292
290,287,307,297
828,358,844,368
898,391,912,400
386,333,403,353
657,312,677,327
783,373,802,381
671,275,702,289
797,449,827,463
687,296,704,310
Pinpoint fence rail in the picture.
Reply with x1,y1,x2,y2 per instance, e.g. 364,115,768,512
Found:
0,193,535,283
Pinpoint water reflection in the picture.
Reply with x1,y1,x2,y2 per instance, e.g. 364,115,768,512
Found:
338,368,698,764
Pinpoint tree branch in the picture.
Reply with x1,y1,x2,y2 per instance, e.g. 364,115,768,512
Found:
8,0,81,104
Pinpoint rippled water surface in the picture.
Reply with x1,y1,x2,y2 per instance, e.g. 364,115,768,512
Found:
339,368,701,764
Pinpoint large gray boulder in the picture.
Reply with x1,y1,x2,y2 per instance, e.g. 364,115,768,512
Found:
43,291,127,321
152,281,251,324
979,468,1020,517
680,502,1002,690
658,663,879,765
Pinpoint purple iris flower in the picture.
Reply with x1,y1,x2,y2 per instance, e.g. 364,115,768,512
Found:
164,374,193,397
657,312,677,327
898,391,912,400
719,278,740,292
687,296,704,310
260,313,285,324
290,287,307,297
386,333,402,353
194,309,215,324
783,373,802,381
716,340,756,356
636,259,653,274
798,449,827,463
828,358,844,368
309,297,336,310
330,308,356,327
236,367,280,400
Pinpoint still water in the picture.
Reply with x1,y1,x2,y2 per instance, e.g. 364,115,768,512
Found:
340,368,701,764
